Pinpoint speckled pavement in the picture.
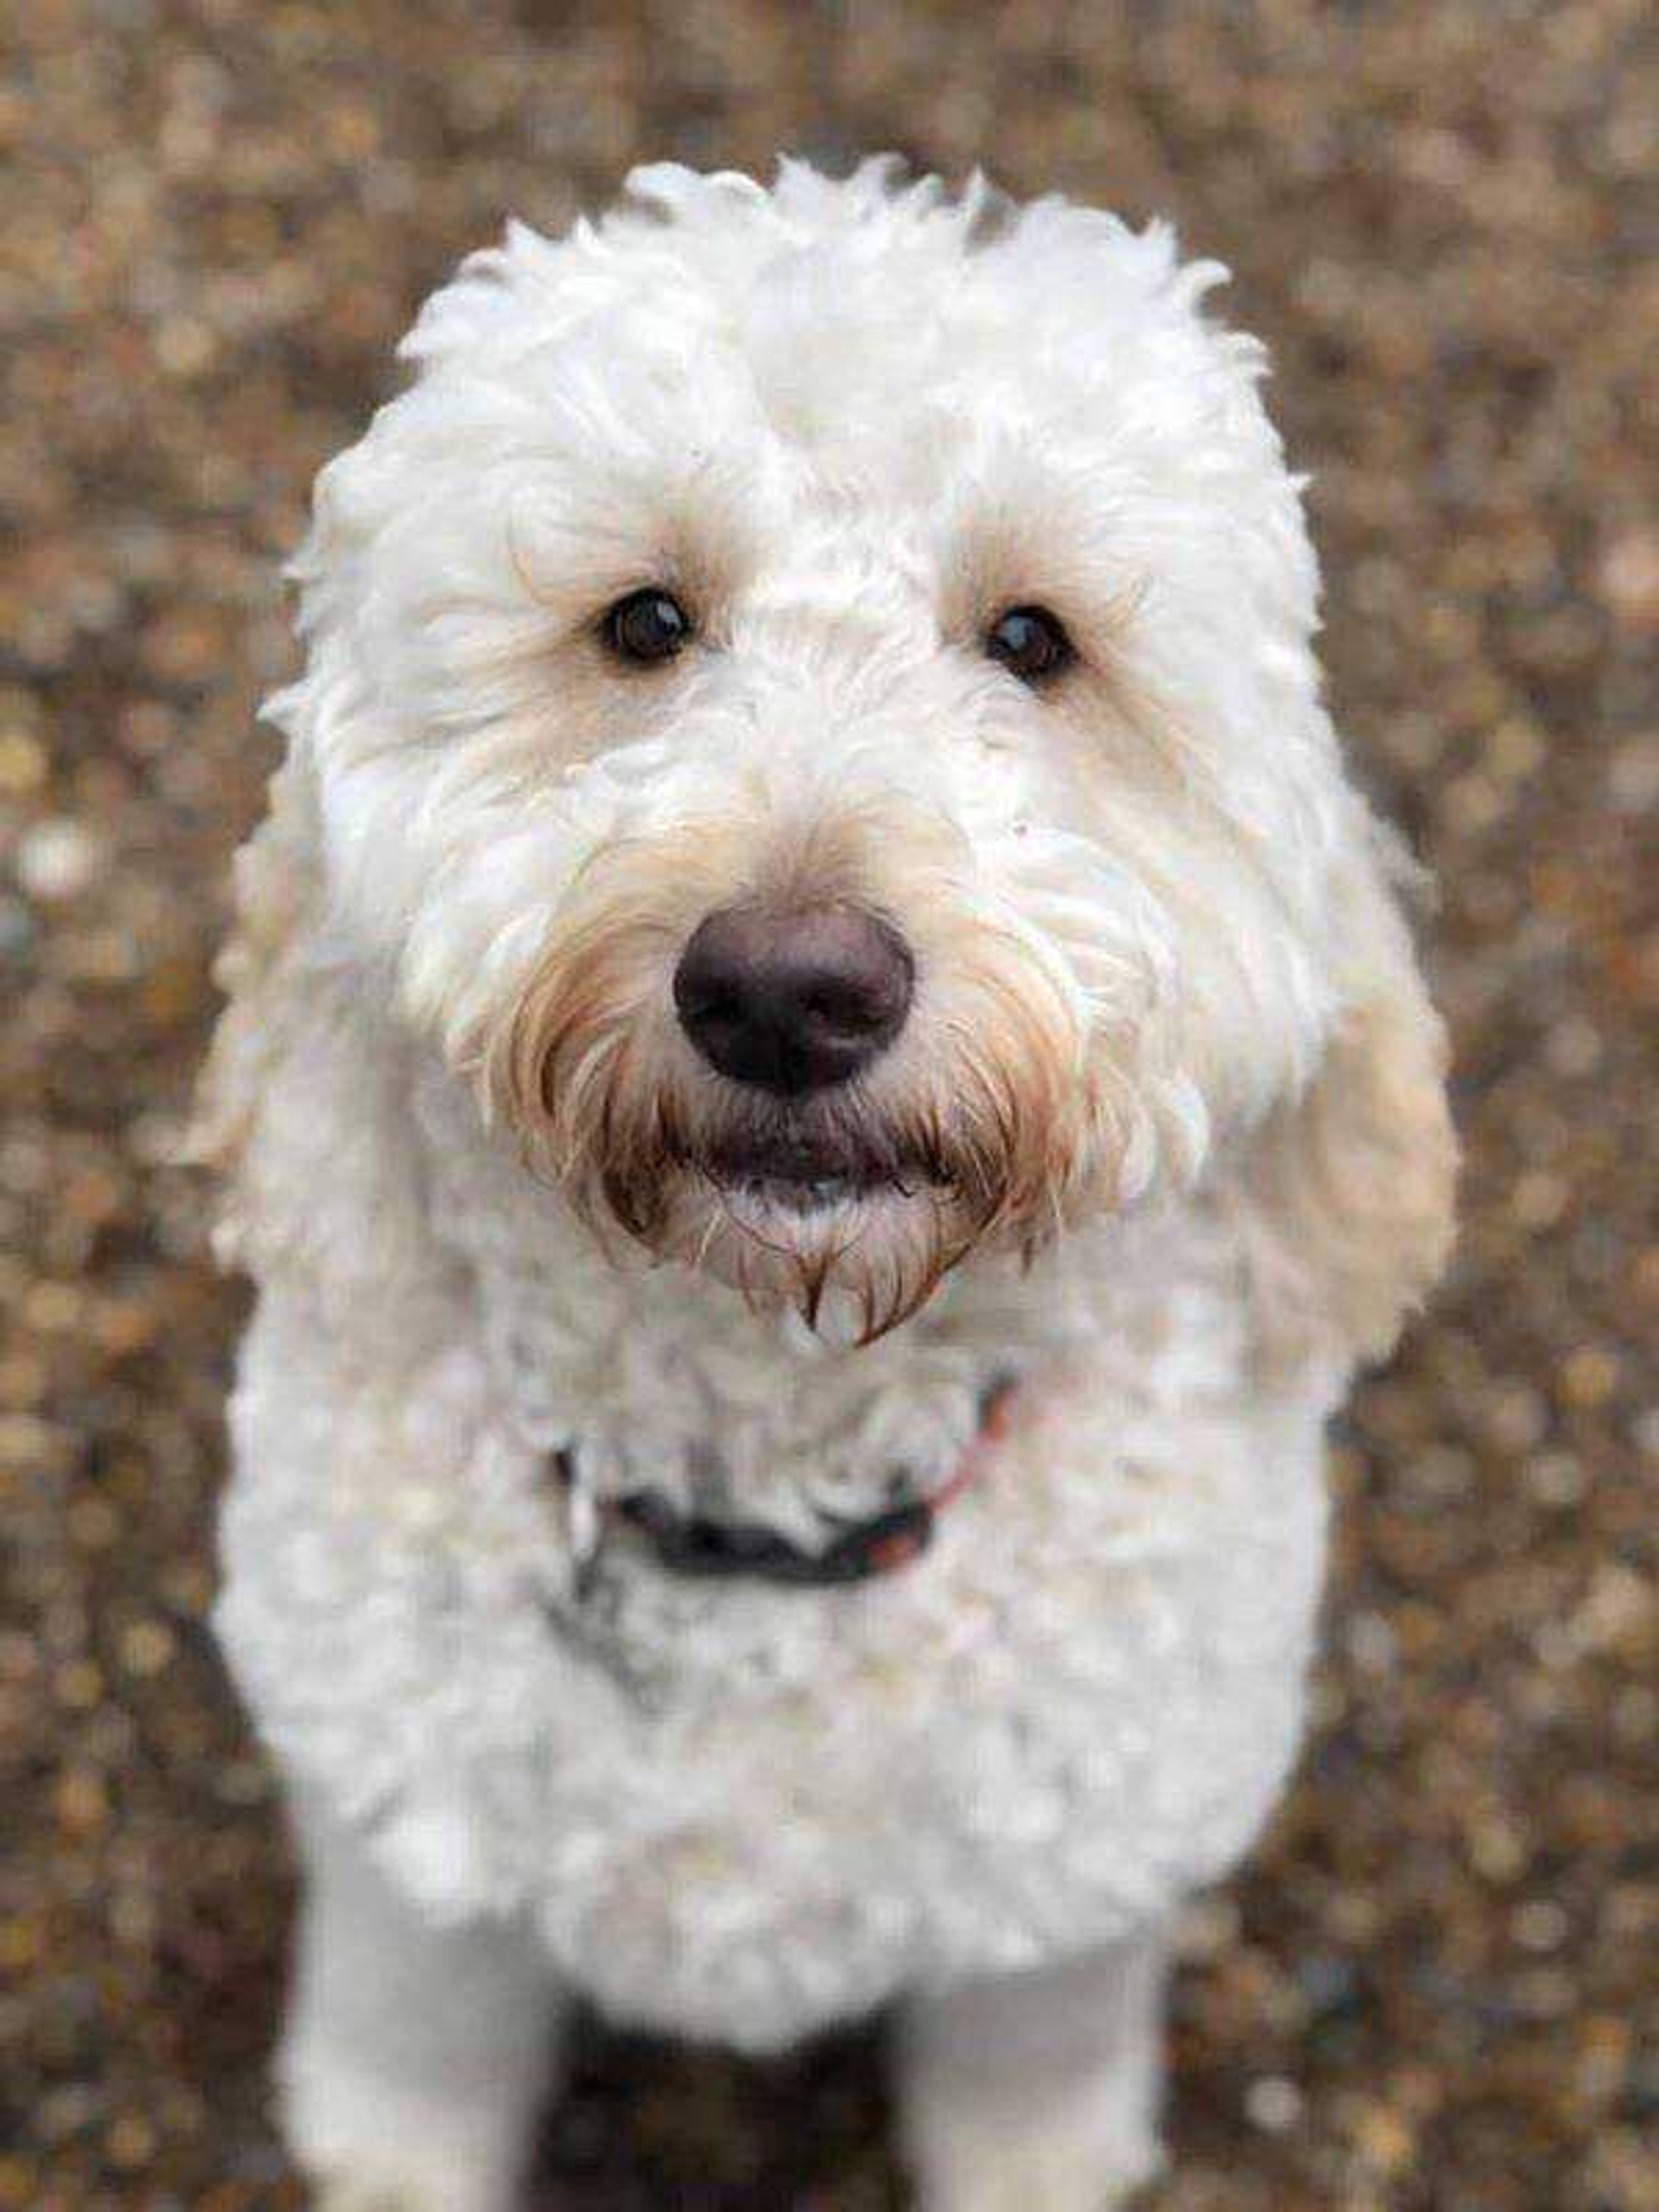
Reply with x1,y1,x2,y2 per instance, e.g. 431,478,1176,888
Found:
1,4,1653,2206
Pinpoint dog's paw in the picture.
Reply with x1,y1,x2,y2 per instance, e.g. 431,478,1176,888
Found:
304,2161,516,2212
302,2161,515,2212
311,2180,441,2212
284,2056,523,2212
911,2132,1164,2212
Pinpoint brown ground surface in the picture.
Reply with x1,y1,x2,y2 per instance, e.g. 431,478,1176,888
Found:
2,3,1655,2207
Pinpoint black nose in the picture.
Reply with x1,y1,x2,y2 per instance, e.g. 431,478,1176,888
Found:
673,902,914,1096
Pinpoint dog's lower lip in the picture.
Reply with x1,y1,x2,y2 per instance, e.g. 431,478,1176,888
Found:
698,1144,928,1211
754,1175,863,1213
710,1161,885,1211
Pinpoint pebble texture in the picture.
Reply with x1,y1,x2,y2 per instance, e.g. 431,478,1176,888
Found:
1,3,1653,2206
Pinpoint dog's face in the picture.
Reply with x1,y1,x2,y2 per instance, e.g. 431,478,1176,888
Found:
282,162,1375,1340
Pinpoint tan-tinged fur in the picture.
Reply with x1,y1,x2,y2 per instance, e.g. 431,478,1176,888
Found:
1230,826,1457,1370
476,787,1102,1341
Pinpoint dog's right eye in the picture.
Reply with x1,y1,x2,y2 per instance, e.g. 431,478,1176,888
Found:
985,604,1073,683
602,588,693,665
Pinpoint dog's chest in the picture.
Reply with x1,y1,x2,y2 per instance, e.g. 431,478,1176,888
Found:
221,1201,1332,2048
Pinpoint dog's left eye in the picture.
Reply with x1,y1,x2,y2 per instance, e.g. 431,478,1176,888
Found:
985,605,1073,683
602,588,693,665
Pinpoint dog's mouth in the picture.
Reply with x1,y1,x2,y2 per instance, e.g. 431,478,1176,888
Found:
664,1128,971,1336
588,1109,1021,1337
697,1134,945,1217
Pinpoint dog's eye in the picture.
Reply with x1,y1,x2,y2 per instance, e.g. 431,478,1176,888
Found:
985,605,1073,683
602,588,693,664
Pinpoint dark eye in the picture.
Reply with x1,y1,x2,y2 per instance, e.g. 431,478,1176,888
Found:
985,604,1073,683
602,588,693,664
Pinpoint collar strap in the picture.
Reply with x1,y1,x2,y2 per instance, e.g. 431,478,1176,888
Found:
560,1380,1017,1592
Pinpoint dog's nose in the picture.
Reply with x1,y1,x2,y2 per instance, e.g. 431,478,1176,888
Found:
673,902,914,1095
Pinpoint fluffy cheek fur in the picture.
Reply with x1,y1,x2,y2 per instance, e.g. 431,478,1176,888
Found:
478,796,1112,1341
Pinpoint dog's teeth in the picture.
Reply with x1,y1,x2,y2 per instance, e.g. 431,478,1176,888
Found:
715,1160,915,1213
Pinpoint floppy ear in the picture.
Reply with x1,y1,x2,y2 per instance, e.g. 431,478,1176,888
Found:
1230,813,1457,1373
188,752,322,1250
190,747,444,1318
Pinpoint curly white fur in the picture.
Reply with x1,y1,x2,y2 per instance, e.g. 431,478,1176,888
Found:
200,159,1454,2210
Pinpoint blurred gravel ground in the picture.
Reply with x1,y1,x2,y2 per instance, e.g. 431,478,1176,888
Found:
1,2,1654,2206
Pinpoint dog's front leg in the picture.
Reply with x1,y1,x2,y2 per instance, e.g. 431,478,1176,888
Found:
277,1800,563,2212
896,1928,1167,2212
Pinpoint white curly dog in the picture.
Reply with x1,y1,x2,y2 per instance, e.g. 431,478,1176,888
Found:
199,159,1455,2211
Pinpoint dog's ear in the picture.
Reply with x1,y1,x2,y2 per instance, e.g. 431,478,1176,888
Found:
1229,812,1457,1373
189,754,321,1212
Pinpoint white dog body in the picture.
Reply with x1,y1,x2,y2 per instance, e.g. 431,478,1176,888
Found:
222,1126,1327,2051
202,160,1453,2209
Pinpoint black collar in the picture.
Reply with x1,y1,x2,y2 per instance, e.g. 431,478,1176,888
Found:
609,1486,940,1586
554,1379,1014,1592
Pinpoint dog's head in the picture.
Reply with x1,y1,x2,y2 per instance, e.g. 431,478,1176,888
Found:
274,161,1452,1351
